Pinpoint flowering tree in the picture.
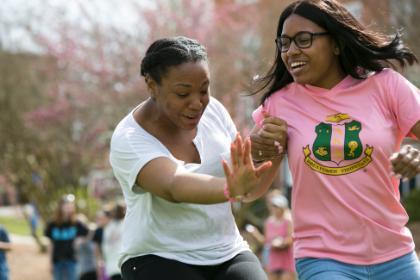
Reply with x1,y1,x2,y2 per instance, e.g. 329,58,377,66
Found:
0,0,266,222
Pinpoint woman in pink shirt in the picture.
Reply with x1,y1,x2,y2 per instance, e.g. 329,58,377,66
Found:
250,0,420,279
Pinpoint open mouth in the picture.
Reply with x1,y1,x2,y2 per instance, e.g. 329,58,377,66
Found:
290,61,307,71
185,114,200,119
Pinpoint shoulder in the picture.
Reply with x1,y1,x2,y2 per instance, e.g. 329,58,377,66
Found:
202,96,232,124
370,68,417,96
265,84,295,104
206,96,229,115
111,112,138,146
110,110,160,154
371,68,405,84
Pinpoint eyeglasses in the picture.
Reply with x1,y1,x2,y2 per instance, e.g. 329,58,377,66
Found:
275,31,329,53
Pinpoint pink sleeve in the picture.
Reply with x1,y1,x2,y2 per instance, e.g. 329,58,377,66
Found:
253,98,273,127
386,70,420,137
252,105,265,127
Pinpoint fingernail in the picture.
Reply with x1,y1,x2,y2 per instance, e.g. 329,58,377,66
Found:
402,177,409,182
277,145,283,154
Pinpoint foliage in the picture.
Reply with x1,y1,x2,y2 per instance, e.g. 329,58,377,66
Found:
403,189,420,223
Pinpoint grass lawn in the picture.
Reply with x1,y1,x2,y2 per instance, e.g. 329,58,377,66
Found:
0,216,32,236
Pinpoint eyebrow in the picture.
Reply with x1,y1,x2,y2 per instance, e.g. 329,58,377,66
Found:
174,80,209,88
174,83,192,88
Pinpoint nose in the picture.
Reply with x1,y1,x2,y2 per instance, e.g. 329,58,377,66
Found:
286,41,301,56
189,95,204,111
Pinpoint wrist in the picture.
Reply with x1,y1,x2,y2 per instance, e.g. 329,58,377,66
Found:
223,183,243,202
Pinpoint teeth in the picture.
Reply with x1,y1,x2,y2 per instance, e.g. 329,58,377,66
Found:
291,61,306,69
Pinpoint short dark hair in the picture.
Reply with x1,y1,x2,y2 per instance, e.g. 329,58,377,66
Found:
255,0,418,103
140,36,208,84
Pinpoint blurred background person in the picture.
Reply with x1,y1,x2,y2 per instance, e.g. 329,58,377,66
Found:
74,214,97,280
0,225,11,280
247,193,295,280
44,194,89,280
92,208,112,280
95,203,125,280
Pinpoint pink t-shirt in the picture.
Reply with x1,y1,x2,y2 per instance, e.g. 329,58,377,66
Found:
265,216,295,272
253,69,420,265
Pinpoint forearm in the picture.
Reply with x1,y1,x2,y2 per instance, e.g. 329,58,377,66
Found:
0,242,11,251
170,172,227,204
139,158,228,204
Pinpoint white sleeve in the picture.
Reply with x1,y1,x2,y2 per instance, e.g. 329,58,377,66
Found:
109,126,169,194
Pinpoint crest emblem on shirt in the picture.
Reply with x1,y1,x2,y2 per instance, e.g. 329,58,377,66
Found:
303,113,374,175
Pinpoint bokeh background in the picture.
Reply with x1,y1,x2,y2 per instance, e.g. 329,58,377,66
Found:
1,1,420,279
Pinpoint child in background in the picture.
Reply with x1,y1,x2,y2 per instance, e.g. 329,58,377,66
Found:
265,194,295,280
246,193,295,280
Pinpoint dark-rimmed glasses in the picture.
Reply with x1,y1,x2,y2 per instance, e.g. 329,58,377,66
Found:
275,31,329,53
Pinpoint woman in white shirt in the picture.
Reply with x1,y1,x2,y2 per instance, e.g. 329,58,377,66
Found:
109,36,284,280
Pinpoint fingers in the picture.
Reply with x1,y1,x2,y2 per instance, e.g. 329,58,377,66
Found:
230,134,242,167
390,145,420,180
255,161,273,177
250,134,279,149
262,116,288,129
243,137,253,166
251,121,287,161
222,159,232,178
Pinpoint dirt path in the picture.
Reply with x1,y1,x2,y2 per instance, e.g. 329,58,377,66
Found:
8,236,50,280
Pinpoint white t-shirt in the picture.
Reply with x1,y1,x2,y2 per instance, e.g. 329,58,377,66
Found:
109,97,249,267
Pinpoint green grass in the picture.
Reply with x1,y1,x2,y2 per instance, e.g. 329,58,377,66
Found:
0,216,32,236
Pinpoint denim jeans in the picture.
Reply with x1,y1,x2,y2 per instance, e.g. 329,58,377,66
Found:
296,251,420,280
53,260,77,280
0,263,8,280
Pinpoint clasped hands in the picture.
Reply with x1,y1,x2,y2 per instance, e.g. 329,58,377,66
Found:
251,111,288,162
222,112,288,201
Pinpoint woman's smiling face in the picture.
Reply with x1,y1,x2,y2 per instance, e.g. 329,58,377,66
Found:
281,14,345,89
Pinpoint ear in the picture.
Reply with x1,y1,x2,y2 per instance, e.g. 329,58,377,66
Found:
333,46,340,55
145,75,158,99
333,41,340,55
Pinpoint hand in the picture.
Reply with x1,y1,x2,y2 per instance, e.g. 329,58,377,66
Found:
271,236,288,250
390,145,420,181
222,134,272,199
251,111,288,161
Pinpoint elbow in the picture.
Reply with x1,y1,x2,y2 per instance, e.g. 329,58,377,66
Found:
165,184,181,203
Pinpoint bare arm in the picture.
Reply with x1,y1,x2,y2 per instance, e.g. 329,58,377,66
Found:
138,134,272,204
0,241,11,251
245,224,265,244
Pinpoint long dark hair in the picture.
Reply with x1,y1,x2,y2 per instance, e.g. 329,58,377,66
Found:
255,0,417,104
